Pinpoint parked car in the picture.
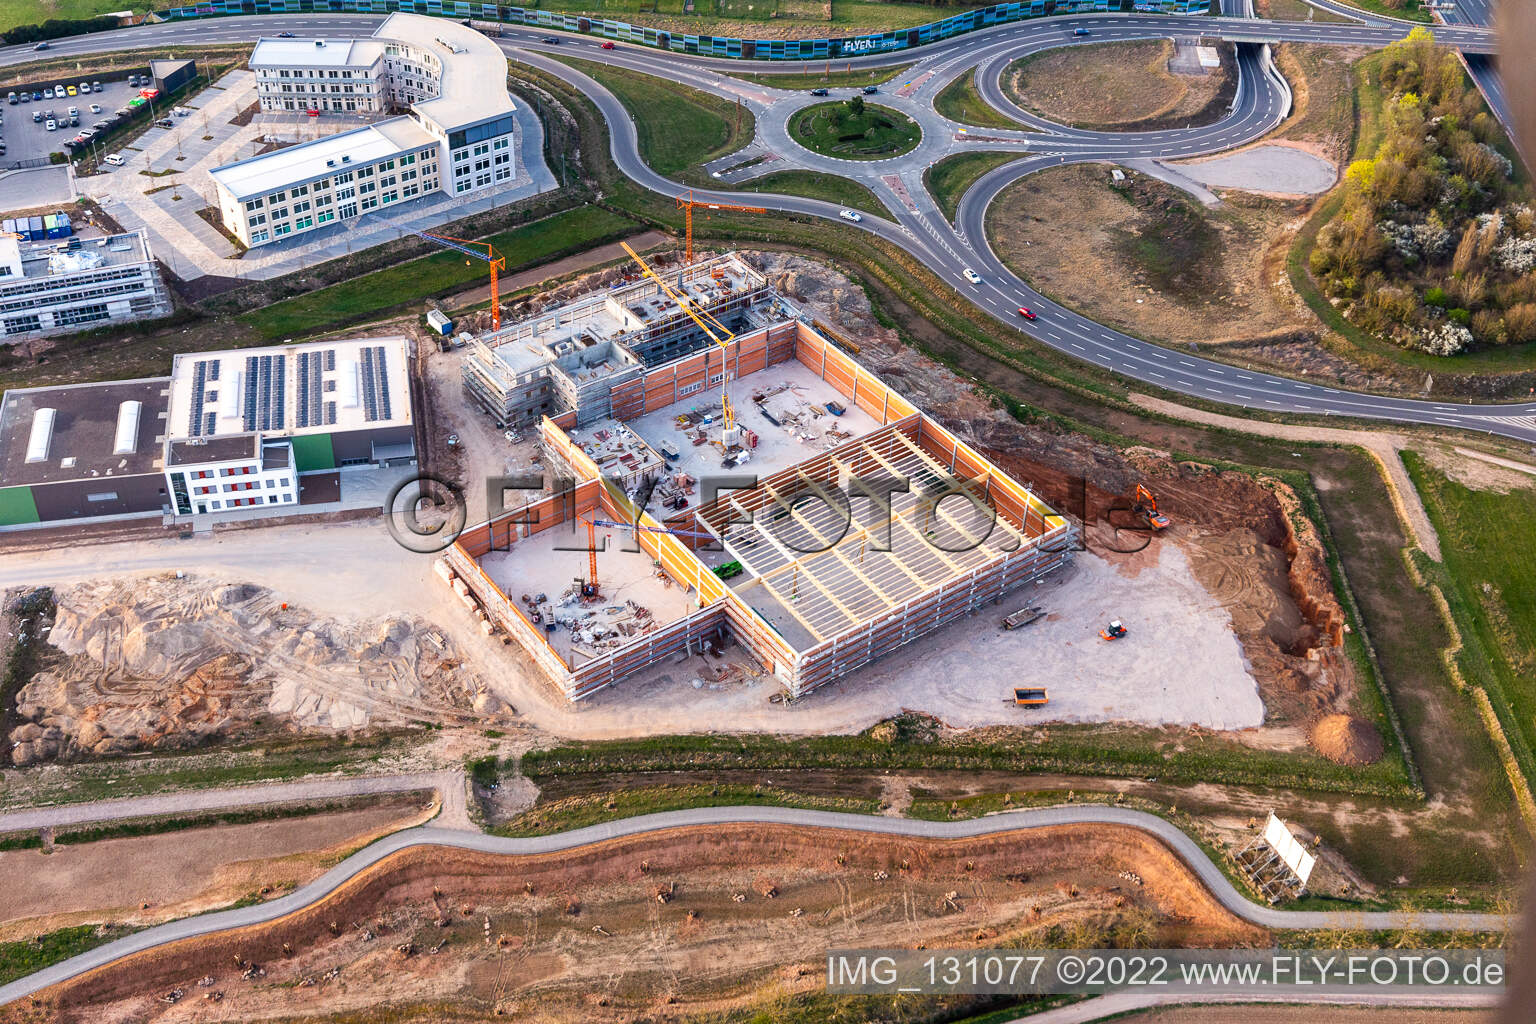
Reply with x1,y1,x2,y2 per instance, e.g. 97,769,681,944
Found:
45,119,56,131
32,91,42,101
42,87,53,99
838,209,862,223
600,41,615,49
79,81,91,94
1017,306,1036,320
89,103,102,113
67,106,79,117
20,92,31,103
809,87,828,96
69,115,79,127
6,93,15,106
154,117,173,128
78,128,94,140
93,81,103,93
31,110,41,123
104,153,125,166
66,86,77,97
962,268,982,284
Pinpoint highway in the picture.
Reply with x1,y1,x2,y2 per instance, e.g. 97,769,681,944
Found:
1,8,1528,445
0,802,1513,1006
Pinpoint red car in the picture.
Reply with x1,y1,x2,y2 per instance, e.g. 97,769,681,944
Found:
1017,306,1036,320
600,41,615,49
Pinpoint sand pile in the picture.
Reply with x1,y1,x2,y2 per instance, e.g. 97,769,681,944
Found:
1310,713,1385,766
8,574,499,765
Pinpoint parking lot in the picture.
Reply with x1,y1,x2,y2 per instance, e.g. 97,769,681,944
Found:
4,77,155,168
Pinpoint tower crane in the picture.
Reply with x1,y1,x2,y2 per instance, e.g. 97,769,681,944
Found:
415,231,507,330
621,241,742,448
676,191,766,265
575,514,716,598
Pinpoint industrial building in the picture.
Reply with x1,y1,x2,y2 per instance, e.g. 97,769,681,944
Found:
0,336,415,526
444,264,1075,700
163,336,415,515
0,231,172,342
462,253,772,428
211,14,520,247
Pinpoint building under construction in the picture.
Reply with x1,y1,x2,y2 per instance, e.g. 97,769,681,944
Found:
461,253,773,428
442,258,1077,701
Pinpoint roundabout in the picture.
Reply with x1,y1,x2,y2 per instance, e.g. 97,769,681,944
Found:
788,98,923,161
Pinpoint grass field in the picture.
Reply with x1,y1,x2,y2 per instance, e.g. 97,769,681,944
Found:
1403,453,1536,793
924,151,1019,221
0,0,138,32
738,169,886,217
493,782,881,837
1316,0,1432,22
0,924,133,985
789,99,921,161
933,71,1026,130
557,56,753,180
240,206,640,339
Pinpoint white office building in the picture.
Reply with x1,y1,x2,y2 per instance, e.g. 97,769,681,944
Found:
211,13,520,248
0,231,172,342
163,336,415,516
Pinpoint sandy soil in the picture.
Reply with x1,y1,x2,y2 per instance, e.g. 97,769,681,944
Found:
1416,445,1536,495
30,822,1265,1023
0,800,429,938
989,165,1318,351
1005,40,1232,131
1171,144,1338,197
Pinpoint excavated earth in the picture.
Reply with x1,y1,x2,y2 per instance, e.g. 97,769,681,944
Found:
751,251,1360,745
6,575,508,765
19,822,1266,1024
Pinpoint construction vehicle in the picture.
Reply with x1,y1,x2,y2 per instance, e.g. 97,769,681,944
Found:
1011,687,1049,707
1132,484,1170,531
416,232,507,330
676,191,766,266
1100,619,1128,641
1002,605,1045,630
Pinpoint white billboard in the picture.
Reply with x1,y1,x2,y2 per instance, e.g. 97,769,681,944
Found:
1263,812,1316,886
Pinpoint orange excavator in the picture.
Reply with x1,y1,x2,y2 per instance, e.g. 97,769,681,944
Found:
1100,620,1129,642
1132,484,1170,531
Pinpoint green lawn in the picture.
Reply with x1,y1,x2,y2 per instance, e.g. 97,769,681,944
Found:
924,151,1020,222
1316,0,1432,22
790,100,921,161
739,169,887,218
933,71,1027,131
732,62,913,90
0,924,133,986
240,206,641,339
492,782,881,837
557,56,754,180
1403,453,1536,791
0,0,139,32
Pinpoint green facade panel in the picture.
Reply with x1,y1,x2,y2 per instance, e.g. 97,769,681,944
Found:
291,433,336,473
0,486,39,526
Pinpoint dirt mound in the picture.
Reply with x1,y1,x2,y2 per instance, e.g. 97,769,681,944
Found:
40,822,1266,1021
1310,714,1385,766
8,574,499,765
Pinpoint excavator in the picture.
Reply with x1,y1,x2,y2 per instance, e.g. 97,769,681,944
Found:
1132,484,1171,531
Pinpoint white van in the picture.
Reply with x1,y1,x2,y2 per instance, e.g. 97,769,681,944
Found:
103,153,125,166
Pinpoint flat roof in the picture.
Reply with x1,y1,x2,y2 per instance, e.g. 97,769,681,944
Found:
249,37,385,68
0,378,169,487
167,434,258,467
166,336,413,444
0,232,153,285
208,118,436,201
376,12,515,131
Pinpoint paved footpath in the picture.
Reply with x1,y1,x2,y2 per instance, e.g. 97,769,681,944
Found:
0,803,1511,1007
0,769,471,833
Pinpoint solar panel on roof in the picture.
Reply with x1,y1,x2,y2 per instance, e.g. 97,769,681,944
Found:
324,348,336,372
374,346,391,421
272,354,285,430
360,346,378,422
208,361,220,382
295,352,309,429
204,411,216,435
324,401,336,425
243,356,259,431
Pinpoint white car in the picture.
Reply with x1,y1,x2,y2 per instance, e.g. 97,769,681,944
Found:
838,209,862,223
103,152,125,166
44,118,56,132
963,268,982,285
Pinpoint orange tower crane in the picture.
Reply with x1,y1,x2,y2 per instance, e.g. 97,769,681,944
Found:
676,191,766,265
416,231,508,329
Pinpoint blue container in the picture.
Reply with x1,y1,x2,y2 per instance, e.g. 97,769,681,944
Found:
1,219,14,237
26,217,45,241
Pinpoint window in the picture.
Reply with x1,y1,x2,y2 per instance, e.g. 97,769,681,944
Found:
293,200,311,214
248,213,267,227
270,207,288,221
678,381,703,398
494,137,509,151
335,185,356,201
359,181,375,195
403,183,419,198
381,190,397,205
251,229,270,243
274,223,291,237
338,202,358,218
291,184,308,197
85,491,119,502
317,209,335,224
379,175,396,188
315,193,332,207
361,195,378,210
334,170,354,184
244,198,263,211
271,190,287,202
294,215,314,230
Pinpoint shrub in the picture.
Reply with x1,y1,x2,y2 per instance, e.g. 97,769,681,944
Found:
1448,307,1472,326
1424,286,1450,307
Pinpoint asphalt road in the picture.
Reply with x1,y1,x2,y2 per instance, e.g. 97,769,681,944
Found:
0,803,1513,1006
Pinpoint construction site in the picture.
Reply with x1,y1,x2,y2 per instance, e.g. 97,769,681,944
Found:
440,250,1076,701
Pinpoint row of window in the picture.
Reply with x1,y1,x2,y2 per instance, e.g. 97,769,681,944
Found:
0,275,155,316
268,68,370,79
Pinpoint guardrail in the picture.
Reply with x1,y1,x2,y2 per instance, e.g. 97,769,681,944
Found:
152,0,1210,62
